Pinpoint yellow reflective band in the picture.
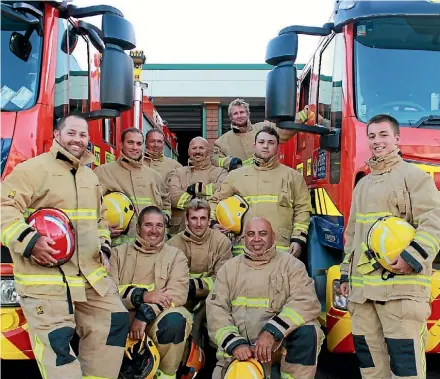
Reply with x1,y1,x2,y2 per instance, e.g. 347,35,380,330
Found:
293,222,309,233
205,183,214,197
86,267,107,285
343,252,351,264
163,209,171,216
98,229,110,240
350,274,431,288
277,245,290,252
233,244,289,255
414,231,440,254
1,220,29,247
210,209,217,220
281,372,295,379
243,195,279,204
14,273,85,287
118,283,155,294
112,235,136,245
129,197,153,206
279,307,305,326
243,157,253,166
231,297,270,308
355,212,392,224
156,369,176,379
218,157,227,167
35,335,48,379
25,208,97,220
190,272,208,278
202,277,214,291
298,110,308,122
216,350,232,359
177,192,192,210
215,325,240,346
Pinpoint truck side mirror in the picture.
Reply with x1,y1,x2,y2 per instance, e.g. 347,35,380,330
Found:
320,129,341,151
100,13,136,112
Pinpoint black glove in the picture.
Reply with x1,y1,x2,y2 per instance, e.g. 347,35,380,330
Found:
188,278,197,301
135,304,156,324
186,182,203,197
229,157,242,171
100,244,111,259
130,287,147,308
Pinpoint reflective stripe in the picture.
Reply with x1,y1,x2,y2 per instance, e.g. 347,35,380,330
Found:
1,220,29,247
202,277,214,291
177,192,192,210
35,335,48,379
216,350,232,360
342,252,351,264
163,209,171,217
15,273,85,287
112,235,136,245
232,244,289,255
98,229,110,241
118,283,155,294
25,208,97,220
279,307,305,326
243,157,253,166
205,183,214,197
355,212,392,224
281,372,295,379
218,157,227,167
156,369,176,379
231,297,270,308
350,274,431,288
414,231,440,254
293,222,309,234
86,267,107,285
128,196,153,206
215,325,240,346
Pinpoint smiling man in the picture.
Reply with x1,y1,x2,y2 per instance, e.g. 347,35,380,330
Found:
95,127,171,246
167,137,228,234
209,126,312,257
339,114,440,379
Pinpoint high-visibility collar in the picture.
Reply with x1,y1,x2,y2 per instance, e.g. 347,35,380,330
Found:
231,119,252,134
243,243,277,266
118,153,143,170
144,149,164,161
50,139,94,169
366,148,402,174
253,154,279,171
188,156,211,170
182,226,210,245
133,234,165,255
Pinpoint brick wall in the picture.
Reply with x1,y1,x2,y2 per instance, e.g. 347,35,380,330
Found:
205,103,219,147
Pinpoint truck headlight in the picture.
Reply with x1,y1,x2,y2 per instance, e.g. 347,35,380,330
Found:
1,278,20,306
332,280,348,311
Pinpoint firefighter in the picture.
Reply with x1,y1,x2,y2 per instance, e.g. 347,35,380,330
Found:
0,115,128,379
211,98,309,171
109,206,192,379
206,217,323,379
209,125,312,257
167,136,228,234
339,114,440,379
167,198,232,345
94,127,171,246
143,128,182,181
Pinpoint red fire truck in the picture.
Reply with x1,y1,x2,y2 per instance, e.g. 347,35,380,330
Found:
265,0,440,354
0,0,138,359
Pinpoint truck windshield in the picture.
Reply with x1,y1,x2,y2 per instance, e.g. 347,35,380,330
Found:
354,17,440,128
1,9,43,111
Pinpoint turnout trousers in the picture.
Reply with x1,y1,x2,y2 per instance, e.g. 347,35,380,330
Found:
349,299,431,379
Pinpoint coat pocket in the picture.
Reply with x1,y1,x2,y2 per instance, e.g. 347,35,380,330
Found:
278,177,292,208
156,262,169,289
394,189,412,224
269,275,285,312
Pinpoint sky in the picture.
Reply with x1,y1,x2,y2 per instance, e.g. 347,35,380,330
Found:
74,0,335,65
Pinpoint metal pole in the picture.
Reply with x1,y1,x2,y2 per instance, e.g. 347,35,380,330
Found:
133,81,142,129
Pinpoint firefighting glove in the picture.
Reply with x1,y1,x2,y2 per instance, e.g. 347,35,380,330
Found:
229,157,242,172
188,278,197,301
135,304,156,324
131,287,148,308
186,182,204,198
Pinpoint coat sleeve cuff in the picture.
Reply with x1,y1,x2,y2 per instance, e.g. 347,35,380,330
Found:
290,237,306,251
340,274,349,284
400,250,423,274
265,314,292,338
224,336,249,355
100,244,111,259
23,232,41,258
262,323,284,341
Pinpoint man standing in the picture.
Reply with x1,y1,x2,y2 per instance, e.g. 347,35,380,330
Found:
143,128,182,181
109,206,192,379
168,137,227,234
211,98,308,171
95,127,171,246
339,114,440,379
209,126,312,257
1,115,128,379
167,198,232,344
207,217,323,379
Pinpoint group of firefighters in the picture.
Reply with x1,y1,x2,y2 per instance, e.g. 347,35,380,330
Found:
1,98,440,379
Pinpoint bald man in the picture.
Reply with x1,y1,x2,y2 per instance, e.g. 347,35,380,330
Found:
207,217,323,379
167,137,228,234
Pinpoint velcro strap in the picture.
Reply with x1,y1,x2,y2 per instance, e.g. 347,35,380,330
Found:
410,241,428,260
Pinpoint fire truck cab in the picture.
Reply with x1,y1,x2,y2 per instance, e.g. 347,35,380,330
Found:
265,0,440,354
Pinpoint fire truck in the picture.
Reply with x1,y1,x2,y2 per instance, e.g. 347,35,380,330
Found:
265,0,440,354
0,0,136,360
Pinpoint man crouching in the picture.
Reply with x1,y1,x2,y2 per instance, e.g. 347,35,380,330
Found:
207,217,323,379
109,206,192,379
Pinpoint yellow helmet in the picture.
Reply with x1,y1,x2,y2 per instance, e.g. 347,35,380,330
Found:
216,195,249,234
119,335,160,379
224,358,266,379
367,216,415,273
103,192,134,231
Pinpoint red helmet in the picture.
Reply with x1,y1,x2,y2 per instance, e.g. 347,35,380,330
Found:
26,208,75,267
177,336,205,379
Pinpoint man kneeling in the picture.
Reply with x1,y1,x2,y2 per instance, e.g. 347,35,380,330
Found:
207,217,323,379
109,206,192,379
